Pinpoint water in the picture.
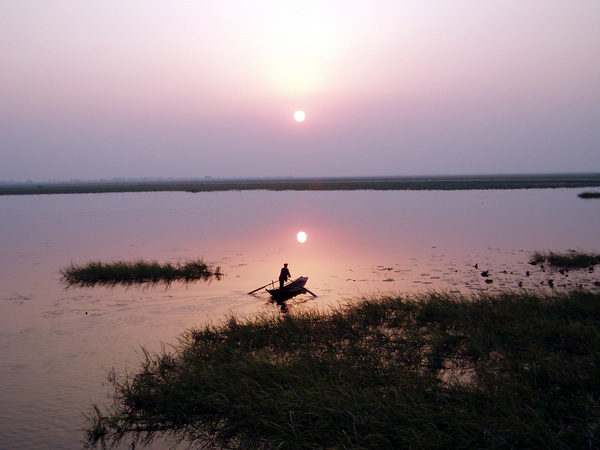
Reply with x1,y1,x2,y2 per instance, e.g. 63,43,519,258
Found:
1,188,598,448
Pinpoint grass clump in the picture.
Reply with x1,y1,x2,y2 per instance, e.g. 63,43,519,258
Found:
578,191,600,199
84,290,600,449
531,250,600,269
61,258,222,287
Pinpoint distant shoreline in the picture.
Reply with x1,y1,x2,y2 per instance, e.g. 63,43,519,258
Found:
1,173,600,196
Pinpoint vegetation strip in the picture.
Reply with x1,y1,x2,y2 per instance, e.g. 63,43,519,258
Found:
530,250,600,269
61,259,222,287
85,290,600,449
578,191,600,199
2,173,600,195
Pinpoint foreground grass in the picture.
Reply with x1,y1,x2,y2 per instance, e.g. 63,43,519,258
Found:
61,259,222,287
85,290,600,449
531,250,600,269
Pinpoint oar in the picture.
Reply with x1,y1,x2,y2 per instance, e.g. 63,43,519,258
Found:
248,281,275,295
304,288,317,297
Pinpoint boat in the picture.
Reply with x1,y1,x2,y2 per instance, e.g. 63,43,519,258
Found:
266,276,309,300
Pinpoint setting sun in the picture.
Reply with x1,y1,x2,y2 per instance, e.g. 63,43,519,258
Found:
294,110,306,122
297,231,307,243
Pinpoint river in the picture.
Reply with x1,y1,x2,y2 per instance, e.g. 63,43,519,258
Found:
1,188,598,448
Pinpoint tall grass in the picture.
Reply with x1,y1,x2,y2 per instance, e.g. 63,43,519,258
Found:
84,290,600,449
531,250,600,269
61,259,222,287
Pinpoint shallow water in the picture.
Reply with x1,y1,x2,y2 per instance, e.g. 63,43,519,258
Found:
0,189,599,448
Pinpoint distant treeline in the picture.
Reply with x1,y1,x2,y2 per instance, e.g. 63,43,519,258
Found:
1,173,600,196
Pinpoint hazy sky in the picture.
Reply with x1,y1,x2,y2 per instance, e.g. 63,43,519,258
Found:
2,1,599,181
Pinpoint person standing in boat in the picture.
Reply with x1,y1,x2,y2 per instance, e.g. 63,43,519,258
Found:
279,263,291,289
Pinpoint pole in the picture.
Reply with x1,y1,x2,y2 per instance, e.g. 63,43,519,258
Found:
248,281,274,295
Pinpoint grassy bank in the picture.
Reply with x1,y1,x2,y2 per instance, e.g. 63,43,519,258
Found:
85,290,600,449
3,173,600,195
61,259,222,287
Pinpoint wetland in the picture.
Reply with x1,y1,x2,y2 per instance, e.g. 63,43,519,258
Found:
1,182,599,448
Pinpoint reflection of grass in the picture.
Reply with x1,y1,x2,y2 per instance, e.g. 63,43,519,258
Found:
578,191,600,199
531,250,600,269
61,259,222,287
85,290,600,449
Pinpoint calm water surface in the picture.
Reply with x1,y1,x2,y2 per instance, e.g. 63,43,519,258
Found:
1,189,599,448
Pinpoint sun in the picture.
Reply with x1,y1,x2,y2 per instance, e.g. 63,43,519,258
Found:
297,231,307,243
294,110,306,122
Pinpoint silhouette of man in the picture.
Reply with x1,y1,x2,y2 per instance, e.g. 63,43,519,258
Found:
279,263,291,289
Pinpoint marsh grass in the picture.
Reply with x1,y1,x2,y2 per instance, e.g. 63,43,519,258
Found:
61,259,222,287
531,250,600,269
84,290,600,449
578,191,600,199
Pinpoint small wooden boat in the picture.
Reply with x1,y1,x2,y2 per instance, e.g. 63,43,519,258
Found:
266,276,309,300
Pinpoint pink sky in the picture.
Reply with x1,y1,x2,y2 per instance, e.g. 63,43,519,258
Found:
1,1,599,181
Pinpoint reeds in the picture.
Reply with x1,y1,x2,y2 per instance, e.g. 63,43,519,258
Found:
578,191,600,199
61,259,222,287
84,290,600,449
530,250,600,269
